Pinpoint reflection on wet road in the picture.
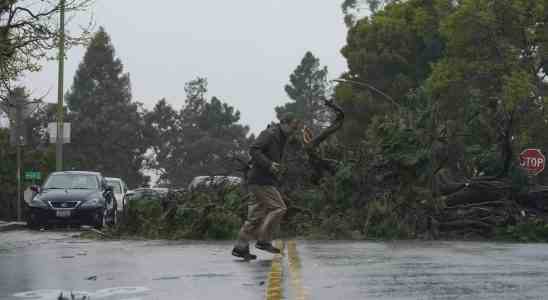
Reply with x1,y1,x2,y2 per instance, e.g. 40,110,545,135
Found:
0,230,270,300
298,241,548,299
2,230,548,299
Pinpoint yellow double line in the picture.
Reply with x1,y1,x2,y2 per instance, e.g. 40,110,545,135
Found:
287,240,308,300
265,240,308,300
265,240,284,300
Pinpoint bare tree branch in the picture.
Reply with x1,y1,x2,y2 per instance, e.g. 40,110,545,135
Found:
304,99,344,150
0,0,93,101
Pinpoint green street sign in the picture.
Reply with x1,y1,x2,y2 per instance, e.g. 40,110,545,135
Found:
24,171,41,180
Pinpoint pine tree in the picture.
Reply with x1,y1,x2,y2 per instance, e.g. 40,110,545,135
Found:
146,78,250,186
65,27,149,187
276,51,330,133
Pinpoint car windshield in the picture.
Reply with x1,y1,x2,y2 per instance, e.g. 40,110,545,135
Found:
43,174,98,190
107,180,122,193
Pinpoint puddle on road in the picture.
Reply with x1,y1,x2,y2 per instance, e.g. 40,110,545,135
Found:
242,280,265,287
93,287,151,298
66,240,92,244
153,276,181,280
190,273,233,278
13,287,150,299
152,273,233,281
13,289,89,299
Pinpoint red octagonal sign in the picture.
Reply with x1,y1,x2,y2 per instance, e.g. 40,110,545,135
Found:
519,148,545,176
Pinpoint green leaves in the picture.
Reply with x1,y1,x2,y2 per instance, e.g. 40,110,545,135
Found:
146,77,250,186
501,70,535,112
496,219,548,242
276,51,330,132
341,0,548,182
116,189,246,240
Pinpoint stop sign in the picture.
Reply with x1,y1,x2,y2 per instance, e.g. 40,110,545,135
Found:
519,148,545,175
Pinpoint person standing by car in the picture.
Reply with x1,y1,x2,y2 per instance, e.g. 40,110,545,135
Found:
232,113,302,260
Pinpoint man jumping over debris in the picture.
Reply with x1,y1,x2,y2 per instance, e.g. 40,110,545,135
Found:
232,113,302,260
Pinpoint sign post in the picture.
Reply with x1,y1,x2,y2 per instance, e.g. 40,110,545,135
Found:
1,89,40,221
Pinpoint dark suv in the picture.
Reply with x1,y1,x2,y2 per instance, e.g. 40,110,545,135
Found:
27,171,117,229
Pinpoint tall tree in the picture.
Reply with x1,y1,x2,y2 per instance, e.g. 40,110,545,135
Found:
146,78,250,187
144,98,183,186
64,27,149,187
276,51,330,133
336,0,450,143
337,0,548,180
426,0,548,177
342,0,396,26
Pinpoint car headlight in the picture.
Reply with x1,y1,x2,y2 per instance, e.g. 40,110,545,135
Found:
29,198,47,208
81,198,102,208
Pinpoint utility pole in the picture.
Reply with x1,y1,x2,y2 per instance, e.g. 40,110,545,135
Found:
56,0,66,171
15,95,22,221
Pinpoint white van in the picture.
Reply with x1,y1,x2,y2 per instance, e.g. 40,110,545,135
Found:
105,177,128,212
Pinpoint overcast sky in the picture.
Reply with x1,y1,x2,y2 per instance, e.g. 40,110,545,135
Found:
16,0,349,134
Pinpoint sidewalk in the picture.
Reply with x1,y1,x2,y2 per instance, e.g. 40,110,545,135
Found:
0,221,26,232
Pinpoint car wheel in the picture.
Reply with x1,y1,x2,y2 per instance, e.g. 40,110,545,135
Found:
94,208,106,229
110,207,118,226
27,215,41,230
123,199,129,218
27,209,45,230
102,208,108,228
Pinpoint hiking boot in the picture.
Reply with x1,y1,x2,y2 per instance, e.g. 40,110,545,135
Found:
255,241,281,254
232,246,257,260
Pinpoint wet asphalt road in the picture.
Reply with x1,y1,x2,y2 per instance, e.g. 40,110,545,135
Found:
296,241,548,299
2,230,548,299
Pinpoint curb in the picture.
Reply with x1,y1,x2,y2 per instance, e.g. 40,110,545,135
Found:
0,222,26,232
